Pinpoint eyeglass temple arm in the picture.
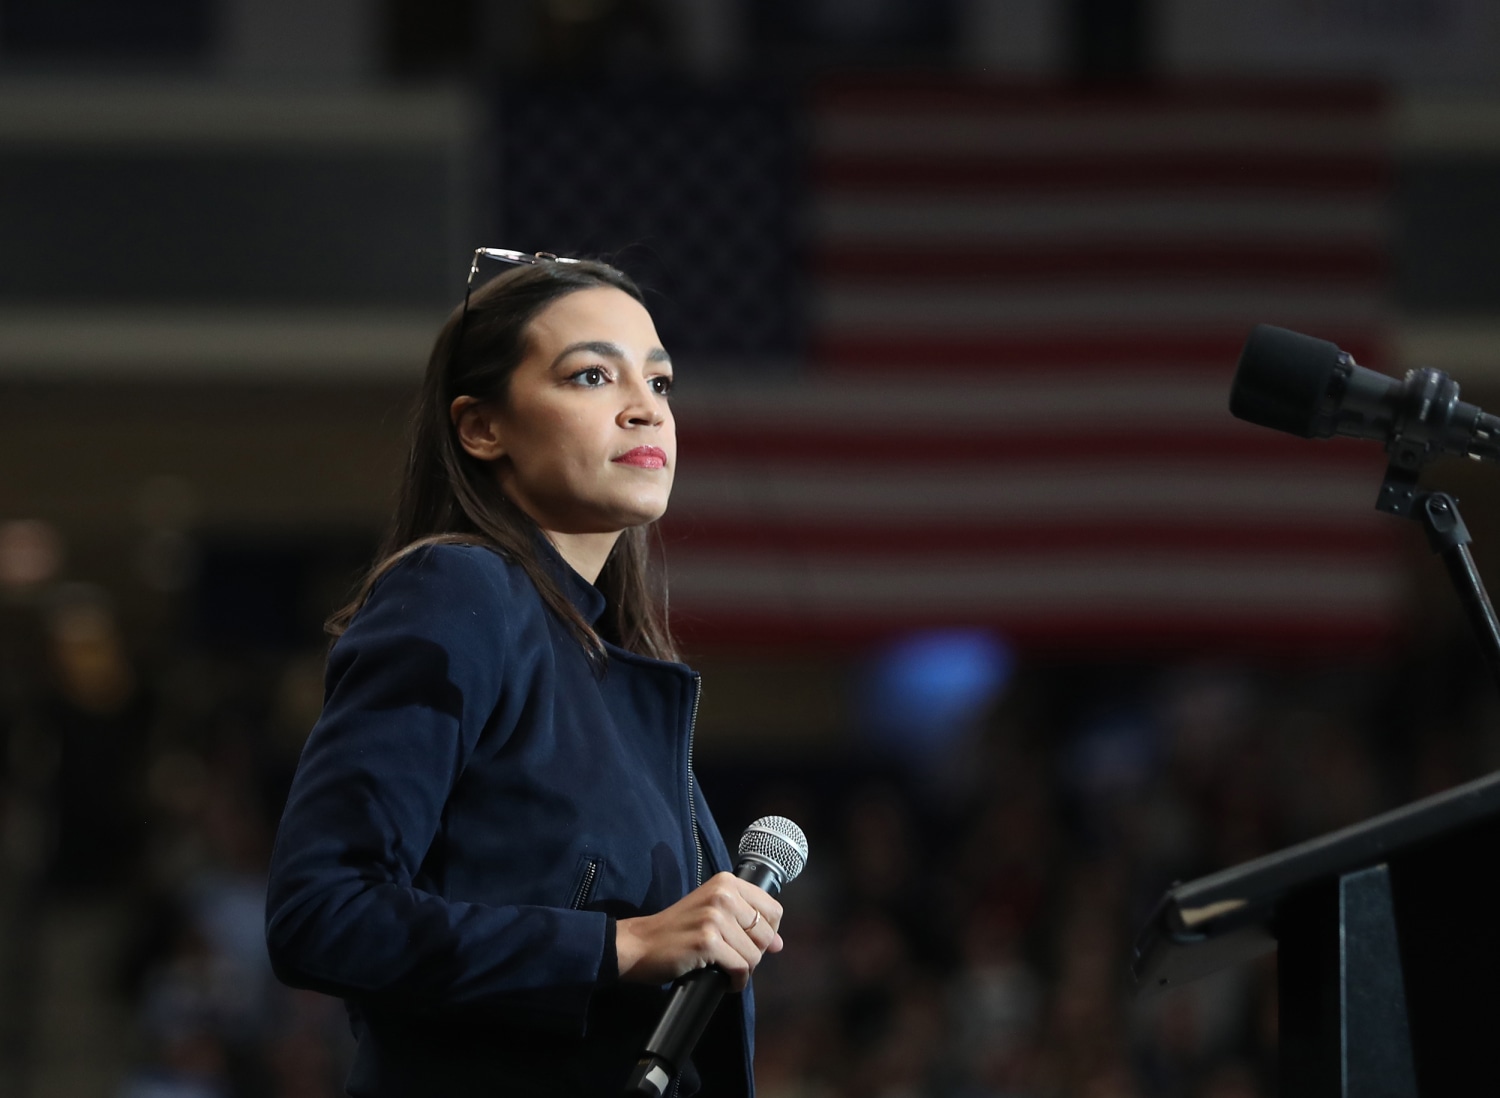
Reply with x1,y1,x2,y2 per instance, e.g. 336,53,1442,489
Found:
466,249,578,287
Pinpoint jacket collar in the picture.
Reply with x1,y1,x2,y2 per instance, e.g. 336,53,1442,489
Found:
532,529,608,626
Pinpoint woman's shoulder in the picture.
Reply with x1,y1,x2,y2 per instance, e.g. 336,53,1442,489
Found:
388,538,520,581
353,540,544,636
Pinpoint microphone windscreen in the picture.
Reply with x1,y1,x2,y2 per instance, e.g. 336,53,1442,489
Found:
1229,324,1346,438
737,816,808,887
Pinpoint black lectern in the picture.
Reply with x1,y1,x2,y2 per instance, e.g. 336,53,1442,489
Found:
1133,768,1500,1096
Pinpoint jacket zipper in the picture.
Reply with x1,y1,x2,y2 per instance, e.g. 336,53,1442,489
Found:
688,673,703,889
570,855,601,910
674,677,705,1098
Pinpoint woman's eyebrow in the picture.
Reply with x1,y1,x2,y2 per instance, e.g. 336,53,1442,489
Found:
550,340,624,368
549,341,673,368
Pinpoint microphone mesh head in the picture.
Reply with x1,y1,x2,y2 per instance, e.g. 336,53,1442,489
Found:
738,816,808,886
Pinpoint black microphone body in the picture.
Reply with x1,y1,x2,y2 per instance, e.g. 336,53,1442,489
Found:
1230,324,1500,465
624,819,806,1098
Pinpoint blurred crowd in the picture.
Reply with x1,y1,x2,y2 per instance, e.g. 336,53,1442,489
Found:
0,575,350,1098
2,551,1495,1098
742,647,1491,1098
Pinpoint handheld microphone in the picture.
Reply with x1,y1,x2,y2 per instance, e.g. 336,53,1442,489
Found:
624,816,808,1098
1229,324,1500,466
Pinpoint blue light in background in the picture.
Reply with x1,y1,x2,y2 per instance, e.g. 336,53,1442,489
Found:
860,629,1014,758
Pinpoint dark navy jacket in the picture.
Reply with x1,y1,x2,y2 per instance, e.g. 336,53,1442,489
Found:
265,542,753,1096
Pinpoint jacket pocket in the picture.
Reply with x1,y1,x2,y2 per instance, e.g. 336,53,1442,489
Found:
569,853,604,910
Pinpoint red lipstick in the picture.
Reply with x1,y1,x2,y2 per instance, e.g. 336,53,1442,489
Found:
613,446,667,469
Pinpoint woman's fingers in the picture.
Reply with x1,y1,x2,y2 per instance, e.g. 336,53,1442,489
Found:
707,873,782,941
710,878,786,987
734,898,781,955
700,877,762,964
727,874,784,935
615,872,788,988
702,873,784,960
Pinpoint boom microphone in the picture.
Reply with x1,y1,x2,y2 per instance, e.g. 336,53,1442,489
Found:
1229,324,1500,465
624,816,809,1098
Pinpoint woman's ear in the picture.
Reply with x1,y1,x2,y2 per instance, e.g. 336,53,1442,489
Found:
450,396,506,461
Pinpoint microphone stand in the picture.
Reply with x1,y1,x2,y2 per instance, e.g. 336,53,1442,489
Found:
1376,454,1500,695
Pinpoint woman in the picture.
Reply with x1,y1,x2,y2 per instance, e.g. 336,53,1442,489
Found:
265,254,783,1097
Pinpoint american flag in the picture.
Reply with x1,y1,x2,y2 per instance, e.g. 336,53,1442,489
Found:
661,77,1400,655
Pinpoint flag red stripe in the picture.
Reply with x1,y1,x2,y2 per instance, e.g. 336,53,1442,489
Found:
815,244,1387,283
676,428,1385,467
660,519,1395,557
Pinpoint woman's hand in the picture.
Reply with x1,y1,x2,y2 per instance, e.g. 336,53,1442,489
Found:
615,872,784,991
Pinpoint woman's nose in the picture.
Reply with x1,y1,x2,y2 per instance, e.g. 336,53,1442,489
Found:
619,376,666,427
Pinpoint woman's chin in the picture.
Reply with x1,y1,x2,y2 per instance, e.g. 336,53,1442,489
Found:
552,501,669,535
615,502,670,529
606,491,671,529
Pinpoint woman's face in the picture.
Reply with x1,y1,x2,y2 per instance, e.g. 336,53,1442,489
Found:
483,285,675,535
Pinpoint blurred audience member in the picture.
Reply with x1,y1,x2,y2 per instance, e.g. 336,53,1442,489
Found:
41,586,148,897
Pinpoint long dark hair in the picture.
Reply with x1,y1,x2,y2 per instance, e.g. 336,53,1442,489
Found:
328,259,678,664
